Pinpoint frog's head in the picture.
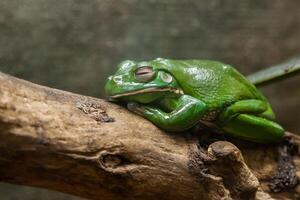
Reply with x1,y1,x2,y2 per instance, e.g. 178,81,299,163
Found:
105,59,183,103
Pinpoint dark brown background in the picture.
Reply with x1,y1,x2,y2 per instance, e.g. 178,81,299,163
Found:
0,0,299,199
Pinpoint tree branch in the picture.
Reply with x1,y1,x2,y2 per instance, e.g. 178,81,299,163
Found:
0,72,299,200
247,57,300,86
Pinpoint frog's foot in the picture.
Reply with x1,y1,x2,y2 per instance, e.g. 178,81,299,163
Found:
127,102,162,118
127,102,145,116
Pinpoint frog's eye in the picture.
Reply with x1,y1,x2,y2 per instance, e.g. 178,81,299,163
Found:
160,72,173,83
135,66,155,82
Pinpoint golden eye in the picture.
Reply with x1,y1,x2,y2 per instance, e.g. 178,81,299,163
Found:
135,66,155,82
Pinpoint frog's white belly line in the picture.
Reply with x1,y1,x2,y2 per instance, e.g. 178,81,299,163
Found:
110,87,184,98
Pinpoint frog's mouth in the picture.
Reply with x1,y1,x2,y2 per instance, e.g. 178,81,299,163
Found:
109,87,184,99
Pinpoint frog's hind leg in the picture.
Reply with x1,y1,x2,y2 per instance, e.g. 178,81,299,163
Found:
218,99,284,143
221,114,284,143
218,99,273,124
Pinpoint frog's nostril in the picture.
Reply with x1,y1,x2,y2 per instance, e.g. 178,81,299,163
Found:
113,76,122,82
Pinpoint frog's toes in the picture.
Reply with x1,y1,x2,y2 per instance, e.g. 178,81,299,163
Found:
107,97,118,102
127,102,144,115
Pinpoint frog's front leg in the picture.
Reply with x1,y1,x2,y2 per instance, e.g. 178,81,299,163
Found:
128,95,207,132
217,99,284,143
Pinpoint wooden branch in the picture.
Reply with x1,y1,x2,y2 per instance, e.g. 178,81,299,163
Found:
0,72,299,200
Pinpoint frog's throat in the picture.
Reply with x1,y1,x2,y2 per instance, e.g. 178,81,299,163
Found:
110,87,184,99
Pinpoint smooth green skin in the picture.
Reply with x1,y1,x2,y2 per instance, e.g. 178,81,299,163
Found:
105,58,284,143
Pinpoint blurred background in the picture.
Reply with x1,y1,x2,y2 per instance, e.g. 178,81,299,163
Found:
0,0,299,199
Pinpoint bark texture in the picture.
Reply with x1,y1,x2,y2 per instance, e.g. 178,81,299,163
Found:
0,72,299,200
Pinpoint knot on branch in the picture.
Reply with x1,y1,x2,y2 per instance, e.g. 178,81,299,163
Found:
76,100,114,122
189,140,260,199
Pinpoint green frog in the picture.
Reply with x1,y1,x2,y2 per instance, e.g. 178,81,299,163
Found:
105,58,284,143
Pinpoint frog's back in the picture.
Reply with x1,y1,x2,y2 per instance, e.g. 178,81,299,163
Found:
153,58,266,111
